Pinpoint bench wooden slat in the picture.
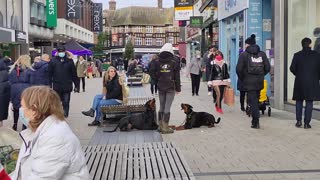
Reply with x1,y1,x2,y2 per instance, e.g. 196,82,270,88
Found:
139,145,147,179
121,145,129,180
173,147,195,180
100,147,113,180
160,149,174,179
133,147,140,179
87,152,97,173
165,148,181,179
94,151,108,180
144,146,153,179
170,148,188,178
127,146,134,179
155,149,166,178
90,152,102,179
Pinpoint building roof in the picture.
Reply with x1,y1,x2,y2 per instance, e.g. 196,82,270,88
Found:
104,6,174,27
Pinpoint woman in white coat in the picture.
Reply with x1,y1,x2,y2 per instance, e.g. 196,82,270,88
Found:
11,86,89,180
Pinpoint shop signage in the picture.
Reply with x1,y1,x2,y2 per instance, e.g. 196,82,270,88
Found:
92,3,103,32
174,0,193,7
0,28,15,43
46,0,57,27
186,25,200,39
190,16,203,28
15,31,27,43
247,0,262,46
178,21,187,27
66,0,81,19
218,0,249,20
174,0,193,21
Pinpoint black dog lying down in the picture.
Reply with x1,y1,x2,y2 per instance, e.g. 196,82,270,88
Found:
181,103,220,129
104,99,158,132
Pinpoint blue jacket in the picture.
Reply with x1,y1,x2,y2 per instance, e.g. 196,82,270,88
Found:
32,60,50,85
0,59,10,120
9,66,33,109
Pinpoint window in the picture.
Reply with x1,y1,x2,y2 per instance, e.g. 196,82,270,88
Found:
125,26,129,32
30,1,38,21
145,38,152,46
155,27,162,33
156,38,163,46
38,4,45,22
146,26,153,33
135,37,142,46
286,0,320,108
119,38,123,46
168,37,174,44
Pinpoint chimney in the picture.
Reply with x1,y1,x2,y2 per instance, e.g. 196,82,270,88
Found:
109,0,116,10
158,0,162,9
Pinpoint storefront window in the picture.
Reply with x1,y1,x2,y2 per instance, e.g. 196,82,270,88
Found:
30,1,38,18
287,0,320,108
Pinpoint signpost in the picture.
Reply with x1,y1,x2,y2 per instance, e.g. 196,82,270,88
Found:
174,0,193,21
66,0,81,19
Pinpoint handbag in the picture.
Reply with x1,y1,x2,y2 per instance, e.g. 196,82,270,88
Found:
224,86,235,106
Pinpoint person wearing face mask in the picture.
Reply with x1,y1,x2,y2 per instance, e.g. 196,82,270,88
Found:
82,66,124,126
10,86,89,180
187,50,204,96
48,46,79,118
207,51,230,114
9,55,34,131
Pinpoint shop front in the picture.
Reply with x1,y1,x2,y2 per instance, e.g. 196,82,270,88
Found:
218,0,272,94
273,0,320,118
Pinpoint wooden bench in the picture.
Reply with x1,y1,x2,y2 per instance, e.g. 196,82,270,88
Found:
83,142,195,180
127,76,143,87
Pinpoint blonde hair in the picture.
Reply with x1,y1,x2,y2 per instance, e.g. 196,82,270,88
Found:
103,66,118,85
10,55,33,72
21,86,65,131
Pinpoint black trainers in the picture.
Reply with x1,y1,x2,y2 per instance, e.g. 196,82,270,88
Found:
295,121,302,128
88,120,100,126
304,124,311,129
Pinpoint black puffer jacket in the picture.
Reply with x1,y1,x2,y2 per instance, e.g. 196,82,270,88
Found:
236,44,270,91
48,55,79,92
104,74,123,101
149,52,181,92
0,59,10,120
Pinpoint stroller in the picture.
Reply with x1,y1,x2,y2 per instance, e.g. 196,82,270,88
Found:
246,80,271,117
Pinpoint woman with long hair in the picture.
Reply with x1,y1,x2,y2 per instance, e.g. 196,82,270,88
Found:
208,51,230,114
82,66,124,126
9,55,34,131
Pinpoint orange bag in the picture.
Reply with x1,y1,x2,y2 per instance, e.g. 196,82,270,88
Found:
224,86,235,106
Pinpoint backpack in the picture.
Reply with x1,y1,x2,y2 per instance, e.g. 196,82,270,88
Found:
247,53,265,75
157,60,176,91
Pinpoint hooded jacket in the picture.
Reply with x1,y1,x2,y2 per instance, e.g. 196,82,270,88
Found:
9,66,33,109
48,55,79,92
0,59,10,120
149,51,181,92
236,44,270,91
32,60,50,85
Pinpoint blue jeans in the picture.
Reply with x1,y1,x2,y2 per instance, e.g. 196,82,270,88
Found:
91,94,121,121
296,100,313,124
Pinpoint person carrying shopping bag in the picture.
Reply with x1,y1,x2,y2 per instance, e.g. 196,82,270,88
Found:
207,51,230,114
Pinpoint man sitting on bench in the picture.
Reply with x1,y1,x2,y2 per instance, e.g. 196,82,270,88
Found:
82,66,124,126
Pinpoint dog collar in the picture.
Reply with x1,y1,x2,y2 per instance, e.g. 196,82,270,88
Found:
187,111,194,119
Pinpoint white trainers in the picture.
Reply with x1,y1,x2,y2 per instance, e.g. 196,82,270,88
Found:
208,92,212,96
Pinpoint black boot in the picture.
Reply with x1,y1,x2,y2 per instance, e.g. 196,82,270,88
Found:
88,120,100,126
12,123,17,131
295,120,302,128
82,108,95,117
304,124,311,129
251,119,260,129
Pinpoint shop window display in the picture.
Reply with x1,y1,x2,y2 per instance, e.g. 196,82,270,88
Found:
287,0,320,108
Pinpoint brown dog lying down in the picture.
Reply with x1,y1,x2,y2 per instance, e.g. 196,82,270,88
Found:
104,99,158,132
180,103,220,129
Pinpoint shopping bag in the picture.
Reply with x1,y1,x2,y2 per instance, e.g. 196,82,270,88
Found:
224,86,235,106
141,73,151,84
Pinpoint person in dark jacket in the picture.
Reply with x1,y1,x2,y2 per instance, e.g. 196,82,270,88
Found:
126,60,137,76
148,54,158,95
0,59,10,127
236,34,271,129
208,52,230,114
8,55,34,131
204,45,217,96
31,54,50,86
48,46,79,118
149,43,181,134
82,66,123,126
290,38,320,129
187,50,203,96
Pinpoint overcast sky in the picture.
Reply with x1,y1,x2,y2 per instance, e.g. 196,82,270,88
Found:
94,0,174,9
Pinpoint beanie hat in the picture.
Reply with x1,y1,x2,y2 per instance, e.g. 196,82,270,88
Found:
245,34,256,45
160,43,174,54
215,55,223,61
57,46,66,52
